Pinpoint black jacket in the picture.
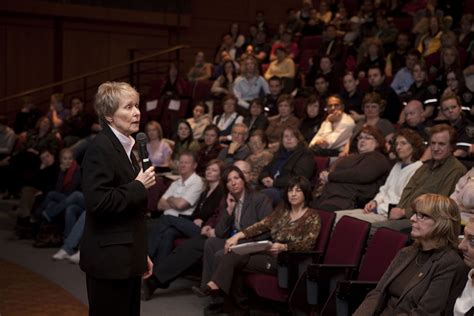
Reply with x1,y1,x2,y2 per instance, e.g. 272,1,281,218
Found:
80,124,148,279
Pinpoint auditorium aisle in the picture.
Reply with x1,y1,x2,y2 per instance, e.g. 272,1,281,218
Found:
0,199,206,316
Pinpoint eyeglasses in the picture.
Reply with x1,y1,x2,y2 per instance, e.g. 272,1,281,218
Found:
413,211,432,221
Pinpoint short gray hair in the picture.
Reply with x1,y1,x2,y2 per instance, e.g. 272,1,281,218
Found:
94,82,139,124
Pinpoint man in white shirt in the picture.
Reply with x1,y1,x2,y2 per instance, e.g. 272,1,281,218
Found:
158,151,204,217
455,218,474,316
309,95,355,156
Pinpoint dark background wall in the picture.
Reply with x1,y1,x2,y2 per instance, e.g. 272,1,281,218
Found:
0,0,297,118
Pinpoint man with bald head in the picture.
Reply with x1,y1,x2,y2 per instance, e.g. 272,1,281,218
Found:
401,99,430,141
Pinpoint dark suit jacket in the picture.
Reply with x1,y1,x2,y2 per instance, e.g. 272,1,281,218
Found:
259,144,315,189
215,189,272,240
80,124,148,279
354,245,468,316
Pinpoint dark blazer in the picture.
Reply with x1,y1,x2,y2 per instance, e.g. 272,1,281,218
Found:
259,144,315,189
80,124,149,279
354,245,469,316
215,189,272,240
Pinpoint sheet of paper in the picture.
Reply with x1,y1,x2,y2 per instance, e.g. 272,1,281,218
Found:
168,99,181,111
146,99,158,111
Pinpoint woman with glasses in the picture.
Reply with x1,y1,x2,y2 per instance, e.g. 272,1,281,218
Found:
354,194,468,316
334,128,425,224
313,125,391,211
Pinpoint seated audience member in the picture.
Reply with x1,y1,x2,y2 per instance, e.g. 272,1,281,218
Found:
450,168,474,224
229,22,245,48
142,163,271,302
51,191,86,263
60,97,95,147
316,23,344,62
0,116,16,195
372,124,467,233
243,99,269,135
13,99,42,134
9,116,60,196
340,71,364,122
265,94,300,149
350,92,396,148
401,99,431,141
196,125,223,176
367,65,402,124
213,95,244,143
252,30,271,64
354,194,468,315
233,57,270,112
199,164,273,309
187,102,211,141
15,149,59,232
416,16,443,57
171,120,200,167
306,55,339,93
35,148,81,221
438,93,474,158
390,50,420,96
371,12,398,47
145,120,172,168
187,51,213,82
404,62,438,119
192,176,321,314
259,126,314,206
211,60,237,100
455,217,474,315
245,130,273,187
159,62,189,99
149,159,223,263
356,38,386,79
47,93,70,129
270,29,298,61
300,96,325,143
264,46,296,92
314,126,391,211
217,123,251,166
442,69,473,110
313,74,331,101
214,33,241,64
309,95,355,156
335,129,424,224
458,14,474,51
385,32,410,78
157,151,204,219
264,76,284,117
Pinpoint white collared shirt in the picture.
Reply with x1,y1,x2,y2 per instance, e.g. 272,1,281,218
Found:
108,124,135,164
162,172,204,217
454,269,474,316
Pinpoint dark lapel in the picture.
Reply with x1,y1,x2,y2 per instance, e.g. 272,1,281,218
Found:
102,124,137,179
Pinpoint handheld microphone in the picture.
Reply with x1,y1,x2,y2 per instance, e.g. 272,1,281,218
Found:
135,132,152,171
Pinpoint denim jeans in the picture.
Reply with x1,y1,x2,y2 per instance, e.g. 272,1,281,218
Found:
37,191,68,220
63,210,85,255
43,191,85,221
64,204,85,237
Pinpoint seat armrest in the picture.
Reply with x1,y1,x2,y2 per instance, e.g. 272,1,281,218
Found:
278,250,323,266
307,264,358,281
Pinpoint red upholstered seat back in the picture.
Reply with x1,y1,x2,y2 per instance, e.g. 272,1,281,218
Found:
357,228,408,282
323,216,370,265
